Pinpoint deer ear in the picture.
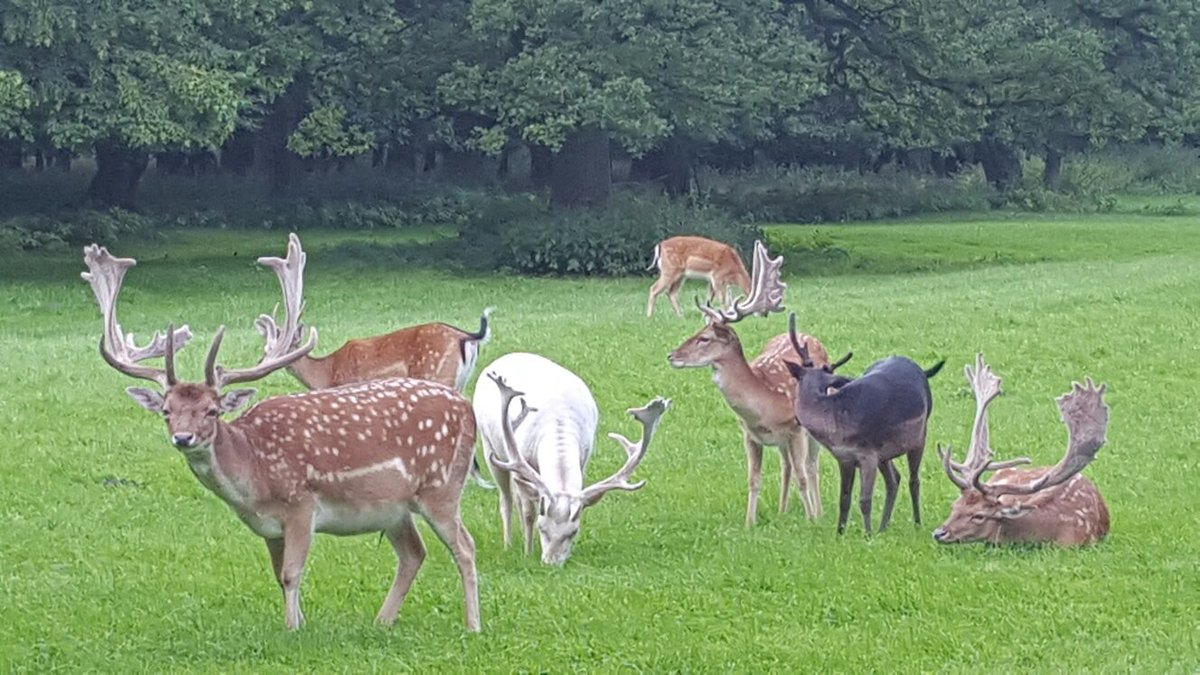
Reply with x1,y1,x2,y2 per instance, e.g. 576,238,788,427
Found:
125,387,165,413
784,361,805,381
997,503,1032,519
220,388,257,413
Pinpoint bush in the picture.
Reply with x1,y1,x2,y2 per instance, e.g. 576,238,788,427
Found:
0,209,157,250
702,165,994,223
1058,144,1200,196
458,191,762,276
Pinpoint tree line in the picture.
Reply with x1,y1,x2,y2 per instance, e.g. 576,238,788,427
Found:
1,0,1197,209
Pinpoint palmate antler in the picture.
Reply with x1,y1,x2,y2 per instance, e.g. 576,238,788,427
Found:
697,240,786,325
580,396,671,506
204,233,318,389
82,244,193,388
940,354,1110,497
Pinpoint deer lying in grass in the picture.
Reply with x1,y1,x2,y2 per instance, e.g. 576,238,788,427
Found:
669,241,837,526
934,354,1110,546
647,236,751,317
286,308,493,393
473,353,669,565
785,314,944,535
82,234,481,632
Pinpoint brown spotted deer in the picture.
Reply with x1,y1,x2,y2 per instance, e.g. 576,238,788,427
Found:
286,308,493,393
647,236,751,317
82,234,481,632
668,241,839,526
934,354,1110,547
785,314,945,536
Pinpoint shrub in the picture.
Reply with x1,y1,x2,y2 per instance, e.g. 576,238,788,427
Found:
701,165,993,223
459,191,762,276
0,209,157,250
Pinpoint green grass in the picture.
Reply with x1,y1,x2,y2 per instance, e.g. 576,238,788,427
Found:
2,211,1199,672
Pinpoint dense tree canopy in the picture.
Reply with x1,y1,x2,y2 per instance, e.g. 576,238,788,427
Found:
0,0,1196,205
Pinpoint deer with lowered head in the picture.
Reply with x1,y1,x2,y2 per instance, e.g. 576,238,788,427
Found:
286,308,494,393
784,314,945,535
934,354,1110,546
473,353,670,565
82,234,481,632
668,241,838,526
647,236,751,317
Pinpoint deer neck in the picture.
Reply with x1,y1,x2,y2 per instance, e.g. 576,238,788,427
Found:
792,378,838,441
184,421,265,512
287,354,331,390
710,352,781,421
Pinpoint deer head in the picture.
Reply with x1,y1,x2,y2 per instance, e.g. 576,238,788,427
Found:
668,240,788,368
933,354,1110,544
84,234,317,454
488,373,670,566
782,312,854,392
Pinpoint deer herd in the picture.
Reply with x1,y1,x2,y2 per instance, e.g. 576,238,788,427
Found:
80,232,1112,633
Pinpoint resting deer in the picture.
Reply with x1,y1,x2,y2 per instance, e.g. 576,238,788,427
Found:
668,241,835,526
286,308,493,393
82,234,481,632
934,354,1110,546
647,236,751,317
785,314,945,535
473,353,669,565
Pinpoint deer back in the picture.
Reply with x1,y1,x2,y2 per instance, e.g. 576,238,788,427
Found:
304,323,475,389
751,332,830,405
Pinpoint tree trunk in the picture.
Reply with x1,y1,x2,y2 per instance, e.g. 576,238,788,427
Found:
221,128,256,175
256,78,309,195
631,137,694,197
0,140,21,169
975,139,1022,192
85,142,149,209
1043,148,1062,191
548,127,611,207
529,144,553,187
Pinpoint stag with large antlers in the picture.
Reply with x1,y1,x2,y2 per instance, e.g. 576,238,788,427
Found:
82,234,481,632
473,353,670,565
785,314,945,536
668,241,836,526
933,355,1110,546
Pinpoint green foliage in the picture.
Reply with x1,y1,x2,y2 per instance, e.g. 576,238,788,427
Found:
287,106,377,158
457,192,761,275
1059,145,1200,196
703,165,994,223
0,70,31,137
0,209,155,250
1,221,1199,670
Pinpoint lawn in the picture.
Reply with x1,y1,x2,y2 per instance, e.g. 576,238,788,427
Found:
1,212,1198,672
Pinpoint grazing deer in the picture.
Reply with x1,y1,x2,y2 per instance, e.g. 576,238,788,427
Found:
934,354,1110,546
82,234,481,632
286,308,493,393
473,353,669,565
647,236,751,317
784,314,945,535
668,241,836,527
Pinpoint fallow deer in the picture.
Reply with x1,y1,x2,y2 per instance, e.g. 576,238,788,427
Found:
934,354,1110,547
647,236,751,317
785,314,945,536
82,234,481,632
668,241,836,527
473,354,670,565
286,308,493,393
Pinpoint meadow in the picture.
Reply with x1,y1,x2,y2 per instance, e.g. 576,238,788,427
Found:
1,211,1198,672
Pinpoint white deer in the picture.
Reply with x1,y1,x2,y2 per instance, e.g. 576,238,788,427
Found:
473,353,669,565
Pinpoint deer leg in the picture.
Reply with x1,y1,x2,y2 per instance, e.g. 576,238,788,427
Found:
646,276,670,317
858,456,880,536
279,506,316,630
743,432,764,527
667,278,686,317
519,496,536,556
375,514,426,625
791,432,822,520
907,448,924,527
422,505,482,633
836,460,856,535
484,436,515,548
878,460,900,532
777,445,794,514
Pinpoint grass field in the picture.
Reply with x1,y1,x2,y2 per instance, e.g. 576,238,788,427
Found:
1,211,1199,672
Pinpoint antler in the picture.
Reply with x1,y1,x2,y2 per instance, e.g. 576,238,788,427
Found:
205,233,318,388
939,353,1023,491
698,240,785,324
579,397,671,505
486,373,552,498
82,244,193,388
984,378,1109,497
787,313,851,371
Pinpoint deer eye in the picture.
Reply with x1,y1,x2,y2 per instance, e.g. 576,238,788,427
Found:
696,336,710,344
970,514,988,523
206,409,219,418
162,409,172,418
